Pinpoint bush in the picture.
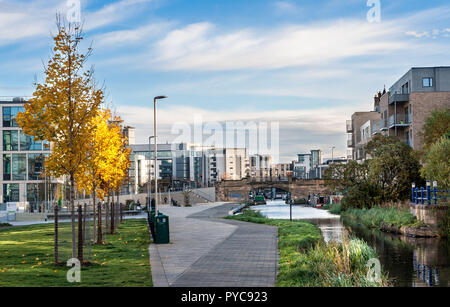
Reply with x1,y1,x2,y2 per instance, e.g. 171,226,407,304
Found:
341,183,382,210
329,203,342,215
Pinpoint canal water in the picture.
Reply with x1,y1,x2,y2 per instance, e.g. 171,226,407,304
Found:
253,201,449,287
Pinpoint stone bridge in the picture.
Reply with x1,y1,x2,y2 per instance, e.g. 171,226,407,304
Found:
216,178,330,202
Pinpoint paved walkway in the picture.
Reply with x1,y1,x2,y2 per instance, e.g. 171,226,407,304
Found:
149,203,279,287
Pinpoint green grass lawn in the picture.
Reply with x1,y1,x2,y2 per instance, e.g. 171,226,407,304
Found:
227,210,388,287
0,219,152,287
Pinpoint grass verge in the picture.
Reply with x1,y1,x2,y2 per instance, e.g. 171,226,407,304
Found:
0,219,152,287
227,210,388,287
341,207,422,229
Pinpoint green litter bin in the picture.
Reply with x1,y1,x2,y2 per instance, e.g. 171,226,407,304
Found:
155,213,170,244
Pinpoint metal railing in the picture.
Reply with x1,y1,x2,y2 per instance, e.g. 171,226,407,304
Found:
412,181,449,205
389,114,411,127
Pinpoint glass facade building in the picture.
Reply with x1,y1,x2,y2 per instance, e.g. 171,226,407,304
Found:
0,100,53,209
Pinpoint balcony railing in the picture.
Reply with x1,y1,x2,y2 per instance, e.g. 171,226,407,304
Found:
389,93,410,104
372,123,379,135
346,120,353,133
380,119,388,131
389,114,411,128
347,138,354,147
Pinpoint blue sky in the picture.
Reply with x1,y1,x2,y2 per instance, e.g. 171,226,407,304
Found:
0,0,449,162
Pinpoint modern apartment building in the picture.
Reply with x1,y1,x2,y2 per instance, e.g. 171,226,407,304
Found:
0,98,54,210
249,154,273,180
293,149,323,179
376,67,450,150
346,67,450,161
272,163,292,180
346,111,381,161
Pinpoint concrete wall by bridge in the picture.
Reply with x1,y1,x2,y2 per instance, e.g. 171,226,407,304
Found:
216,178,330,202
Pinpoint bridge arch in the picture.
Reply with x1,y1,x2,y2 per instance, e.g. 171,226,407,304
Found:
216,178,330,202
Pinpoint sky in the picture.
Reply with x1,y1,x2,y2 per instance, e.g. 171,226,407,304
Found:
0,0,449,162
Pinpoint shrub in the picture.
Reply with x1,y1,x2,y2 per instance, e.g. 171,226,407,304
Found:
341,183,382,210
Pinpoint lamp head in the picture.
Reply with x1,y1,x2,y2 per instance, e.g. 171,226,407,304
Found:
154,96,168,100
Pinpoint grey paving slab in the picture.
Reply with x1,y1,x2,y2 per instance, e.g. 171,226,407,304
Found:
148,202,279,288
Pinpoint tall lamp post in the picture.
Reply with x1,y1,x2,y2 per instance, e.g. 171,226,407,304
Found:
153,96,168,215
330,146,336,163
148,136,156,208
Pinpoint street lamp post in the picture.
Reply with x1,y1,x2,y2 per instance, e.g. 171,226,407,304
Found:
330,146,336,163
153,96,168,215
148,136,156,209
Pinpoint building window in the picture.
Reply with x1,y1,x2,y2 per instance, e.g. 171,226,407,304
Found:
423,78,433,87
3,154,11,180
3,130,19,151
27,183,45,205
28,154,46,180
3,183,19,202
12,154,27,180
2,106,25,127
20,132,43,151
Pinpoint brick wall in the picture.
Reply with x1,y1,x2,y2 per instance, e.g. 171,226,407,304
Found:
410,92,450,151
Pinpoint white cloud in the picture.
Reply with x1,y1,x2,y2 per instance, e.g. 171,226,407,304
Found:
405,31,429,38
150,19,408,71
93,22,173,48
0,0,153,46
84,0,153,31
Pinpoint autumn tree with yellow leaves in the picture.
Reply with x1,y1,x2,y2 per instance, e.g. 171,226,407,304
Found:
76,110,131,242
17,21,103,259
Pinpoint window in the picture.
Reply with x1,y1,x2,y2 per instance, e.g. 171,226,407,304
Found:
2,106,25,127
423,78,433,87
28,154,46,180
20,132,42,151
27,183,45,204
12,154,27,180
3,130,19,151
3,183,19,202
3,154,11,180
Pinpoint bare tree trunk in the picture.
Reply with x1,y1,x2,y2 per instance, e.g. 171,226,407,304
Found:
105,200,109,235
77,205,83,263
70,174,76,259
111,201,115,234
54,205,59,264
97,203,102,244
92,183,96,243
83,203,86,244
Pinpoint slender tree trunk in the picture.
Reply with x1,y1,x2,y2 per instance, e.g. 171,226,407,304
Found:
92,183,96,243
54,205,59,264
77,205,83,263
106,199,109,234
111,200,115,234
70,174,76,259
83,203,86,244
97,203,102,244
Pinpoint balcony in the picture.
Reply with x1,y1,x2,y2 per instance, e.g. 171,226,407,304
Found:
380,119,388,131
372,123,379,135
389,113,411,128
389,93,409,104
347,135,354,147
346,120,353,133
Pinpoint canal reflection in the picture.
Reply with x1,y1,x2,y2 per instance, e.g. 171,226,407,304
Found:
254,201,450,287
